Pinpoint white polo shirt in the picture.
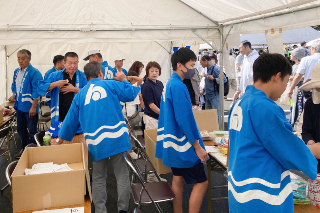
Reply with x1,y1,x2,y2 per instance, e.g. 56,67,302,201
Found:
296,53,320,82
239,49,259,95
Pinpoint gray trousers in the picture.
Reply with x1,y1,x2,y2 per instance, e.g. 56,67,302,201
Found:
92,152,131,213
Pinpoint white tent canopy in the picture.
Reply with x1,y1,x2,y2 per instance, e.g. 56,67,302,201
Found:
2,0,320,128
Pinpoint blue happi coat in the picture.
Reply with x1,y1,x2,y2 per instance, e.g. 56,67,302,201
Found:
44,66,56,80
228,85,317,213
59,78,140,162
43,66,58,105
11,64,43,113
100,61,116,80
155,72,204,168
112,67,127,76
38,69,87,121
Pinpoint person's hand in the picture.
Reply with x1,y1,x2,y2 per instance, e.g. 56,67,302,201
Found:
9,94,15,102
194,144,209,163
60,83,76,94
195,100,199,105
308,143,320,159
54,80,68,89
207,75,214,81
307,140,316,145
113,72,127,82
138,93,143,101
287,89,293,99
289,76,294,81
29,106,36,118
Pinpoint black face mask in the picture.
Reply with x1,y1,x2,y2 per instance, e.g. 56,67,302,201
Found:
181,65,196,79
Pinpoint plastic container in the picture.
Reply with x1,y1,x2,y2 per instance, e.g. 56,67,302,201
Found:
43,132,51,146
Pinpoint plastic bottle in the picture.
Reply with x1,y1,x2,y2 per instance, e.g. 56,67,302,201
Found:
43,132,51,146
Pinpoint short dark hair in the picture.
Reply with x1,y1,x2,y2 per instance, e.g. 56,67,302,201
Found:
64,52,78,61
93,53,102,59
241,40,252,49
127,70,139,77
253,53,292,83
83,61,102,80
53,55,64,65
171,48,197,71
201,55,211,61
293,45,298,48
301,41,306,46
146,61,161,76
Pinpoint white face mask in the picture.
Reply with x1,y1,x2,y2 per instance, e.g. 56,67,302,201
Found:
312,89,320,104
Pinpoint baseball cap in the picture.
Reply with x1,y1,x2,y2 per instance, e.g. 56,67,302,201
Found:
83,49,100,61
114,55,125,61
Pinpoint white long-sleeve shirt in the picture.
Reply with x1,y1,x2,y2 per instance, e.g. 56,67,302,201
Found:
239,49,259,95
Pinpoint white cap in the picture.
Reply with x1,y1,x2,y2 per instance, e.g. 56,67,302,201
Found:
114,55,125,61
83,49,100,61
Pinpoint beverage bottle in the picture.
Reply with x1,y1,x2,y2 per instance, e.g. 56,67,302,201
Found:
43,132,51,146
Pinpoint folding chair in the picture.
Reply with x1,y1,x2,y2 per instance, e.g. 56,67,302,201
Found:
25,143,38,148
0,126,11,163
124,152,175,213
37,101,51,132
34,132,45,147
5,160,18,186
128,131,161,182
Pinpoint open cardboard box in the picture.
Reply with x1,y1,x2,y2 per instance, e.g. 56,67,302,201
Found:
145,109,219,174
11,143,91,212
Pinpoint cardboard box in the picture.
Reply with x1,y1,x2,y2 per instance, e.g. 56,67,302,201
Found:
11,143,86,212
145,129,172,174
193,109,219,132
144,109,219,174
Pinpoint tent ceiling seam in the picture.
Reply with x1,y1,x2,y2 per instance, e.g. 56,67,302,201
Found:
178,0,220,26
0,26,220,32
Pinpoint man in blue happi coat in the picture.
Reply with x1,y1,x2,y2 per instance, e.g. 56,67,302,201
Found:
38,52,87,122
113,55,127,75
10,49,43,154
58,61,140,213
83,49,115,80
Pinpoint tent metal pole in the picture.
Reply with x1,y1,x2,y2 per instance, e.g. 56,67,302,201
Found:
192,30,219,51
155,41,170,54
178,0,220,26
4,45,8,100
219,26,224,130
0,26,220,32
223,4,320,27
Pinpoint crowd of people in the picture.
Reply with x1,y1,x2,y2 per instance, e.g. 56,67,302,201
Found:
7,38,320,213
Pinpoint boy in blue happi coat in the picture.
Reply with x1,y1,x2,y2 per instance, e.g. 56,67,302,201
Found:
58,61,140,213
155,48,208,213
228,53,320,213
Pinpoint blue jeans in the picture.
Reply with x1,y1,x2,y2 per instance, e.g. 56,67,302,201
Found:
16,110,38,149
205,93,220,116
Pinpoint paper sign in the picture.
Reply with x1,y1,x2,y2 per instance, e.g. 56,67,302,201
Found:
33,207,84,213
